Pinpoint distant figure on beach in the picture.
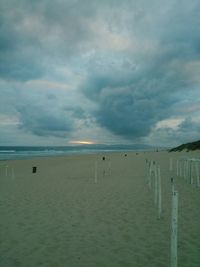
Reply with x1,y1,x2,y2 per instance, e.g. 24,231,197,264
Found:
32,166,37,173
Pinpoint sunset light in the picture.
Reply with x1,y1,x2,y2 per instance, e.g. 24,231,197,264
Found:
69,140,94,145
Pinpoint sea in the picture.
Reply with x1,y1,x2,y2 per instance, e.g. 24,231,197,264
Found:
0,144,154,161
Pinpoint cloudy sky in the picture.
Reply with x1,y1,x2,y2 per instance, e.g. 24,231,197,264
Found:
0,0,200,147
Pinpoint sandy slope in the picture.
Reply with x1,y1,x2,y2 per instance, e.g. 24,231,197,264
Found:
0,151,199,267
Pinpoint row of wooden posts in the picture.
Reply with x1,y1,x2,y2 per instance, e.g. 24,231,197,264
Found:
0,164,15,179
170,156,200,267
145,159,162,219
175,157,200,187
155,156,200,267
145,159,178,267
0,158,110,182
0,165,38,178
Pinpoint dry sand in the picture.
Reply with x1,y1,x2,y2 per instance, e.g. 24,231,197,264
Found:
0,151,200,267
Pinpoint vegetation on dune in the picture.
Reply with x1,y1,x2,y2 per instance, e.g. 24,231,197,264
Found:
169,140,200,152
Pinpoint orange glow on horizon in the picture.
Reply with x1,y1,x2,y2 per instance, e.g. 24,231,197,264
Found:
69,140,95,145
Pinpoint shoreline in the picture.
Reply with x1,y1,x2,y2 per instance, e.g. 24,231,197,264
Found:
0,148,165,162
1,148,200,163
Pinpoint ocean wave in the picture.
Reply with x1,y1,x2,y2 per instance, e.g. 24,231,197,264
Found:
0,150,16,153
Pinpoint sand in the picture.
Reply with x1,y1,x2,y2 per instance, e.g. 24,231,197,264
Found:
0,151,200,267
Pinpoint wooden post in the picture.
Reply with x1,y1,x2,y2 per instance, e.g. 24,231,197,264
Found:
102,157,106,177
148,161,152,189
170,190,178,267
11,167,15,179
158,165,162,219
170,158,173,172
5,165,8,177
183,160,187,180
95,161,98,184
189,160,192,184
176,160,179,177
195,161,200,187
179,160,182,177
186,159,189,183
171,177,175,195
149,161,151,188
154,164,158,206
191,160,194,184
145,159,148,183
108,159,111,176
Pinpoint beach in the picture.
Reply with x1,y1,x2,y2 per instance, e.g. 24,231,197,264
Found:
0,151,200,267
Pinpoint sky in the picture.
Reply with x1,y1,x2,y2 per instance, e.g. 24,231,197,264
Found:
0,0,200,147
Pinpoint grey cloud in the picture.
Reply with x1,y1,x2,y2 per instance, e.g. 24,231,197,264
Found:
47,94,57,100
0,3,44,81
178,117,200,133
0,57,44,82
94,88,157,138
0,0,159,81
1,0,200,145
0,82,75,138
17,104,73,137
150,117,200,147
0,0,98,81
64,106,87,119
80,0,200,140
2,0,199,82
0,76,94,142
81,50,192,139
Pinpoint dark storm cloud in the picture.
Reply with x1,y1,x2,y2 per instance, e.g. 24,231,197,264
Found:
0,2,44,81
81,51,193,139
0,0,99,81
0,0,200,144
0,0,157,81
0,83,75,138
81,0,200,139
17,104,73,137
